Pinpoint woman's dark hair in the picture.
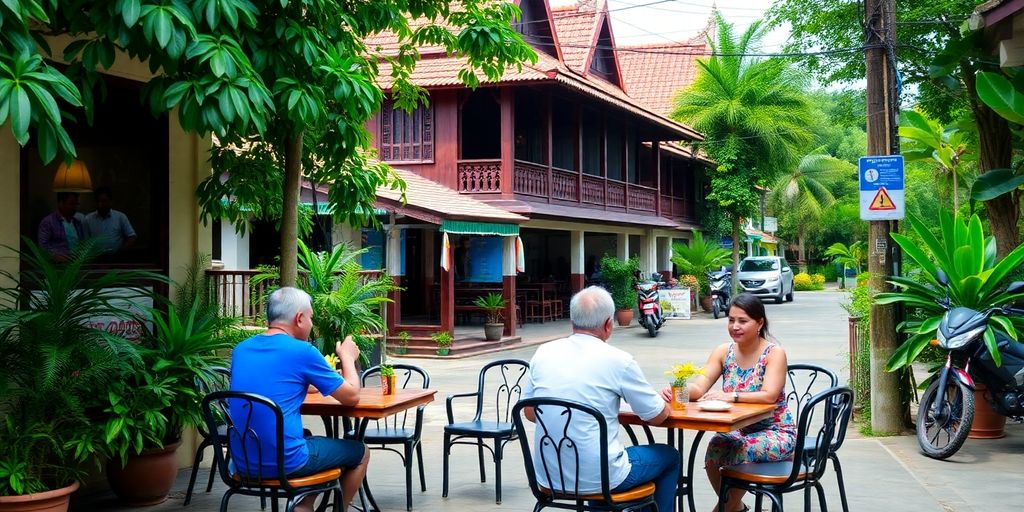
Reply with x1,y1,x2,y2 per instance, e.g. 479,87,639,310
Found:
729,293,771,339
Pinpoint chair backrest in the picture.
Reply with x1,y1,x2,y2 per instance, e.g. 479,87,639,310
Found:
786,364,852,452
361,364,430,431
201,390,300,492
512,397,618,505
781,386,854,487
473,359,529,423
196,366,231,438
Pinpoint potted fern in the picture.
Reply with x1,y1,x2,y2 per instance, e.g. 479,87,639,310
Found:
432,331,453,356
473,292,506,341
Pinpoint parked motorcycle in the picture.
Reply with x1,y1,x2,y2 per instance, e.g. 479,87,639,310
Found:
708,267,731,319
637,274,665,338
917,271,1024,459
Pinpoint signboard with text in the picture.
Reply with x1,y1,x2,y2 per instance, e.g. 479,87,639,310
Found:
859,155,905,220
662,288,691,320
32,287,153,340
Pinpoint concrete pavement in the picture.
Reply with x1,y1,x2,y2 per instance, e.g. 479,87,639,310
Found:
76,291,1024,511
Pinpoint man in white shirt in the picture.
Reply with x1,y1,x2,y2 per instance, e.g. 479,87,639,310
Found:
84,187,136,255
523,286,678,512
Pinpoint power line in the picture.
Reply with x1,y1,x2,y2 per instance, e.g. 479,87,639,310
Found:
522,34,885,58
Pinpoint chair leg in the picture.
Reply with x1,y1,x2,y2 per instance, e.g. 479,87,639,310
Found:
494,438,504,504
271,489,280,512
442,433,451,498
755,492,764,512
334,487,343,512
405,442,414,510
717,479,730,512
416,442,427,492
804,483,812,511
831,454,849,512
765,492,783,512
814,482,829,512
477,437,487,483
183,440,207,506
219,489,235,512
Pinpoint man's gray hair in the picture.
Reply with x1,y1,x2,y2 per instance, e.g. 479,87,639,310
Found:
570,286,616,330
267,287,313,325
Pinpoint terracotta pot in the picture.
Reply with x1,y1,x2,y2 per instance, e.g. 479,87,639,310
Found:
483,323,503,341
615,309,633,326
106,441,181,506
381,374,397,395
0,481,78,512
969,383,1006,439
699,295,714,312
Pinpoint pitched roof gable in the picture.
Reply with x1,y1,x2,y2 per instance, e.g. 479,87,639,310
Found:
618,36,709,116
515,0,563,61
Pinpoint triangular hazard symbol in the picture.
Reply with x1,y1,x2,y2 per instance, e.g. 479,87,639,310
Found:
869,187,897,210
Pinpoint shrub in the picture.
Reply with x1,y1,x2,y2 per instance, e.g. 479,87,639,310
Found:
793,272,815,291
600,255,640,310
820,264,839,282
855,272,871,287
810,273,826,289
677,274,699,290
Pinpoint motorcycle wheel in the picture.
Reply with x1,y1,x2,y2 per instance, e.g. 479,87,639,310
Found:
647,321,658,337
916,377,974,460
712,301,721,319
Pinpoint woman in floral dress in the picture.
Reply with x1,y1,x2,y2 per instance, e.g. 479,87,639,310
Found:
662,293,795,512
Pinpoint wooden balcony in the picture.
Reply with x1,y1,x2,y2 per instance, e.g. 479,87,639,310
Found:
660,194,698,224
457,159,502,193
512,159,658,213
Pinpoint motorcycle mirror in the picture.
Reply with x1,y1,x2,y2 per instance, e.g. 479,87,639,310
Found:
1006,281,1024,294
936,270,950,287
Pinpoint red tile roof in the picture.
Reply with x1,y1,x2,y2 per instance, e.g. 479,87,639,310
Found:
551,2,600,73
376,168,527,224
618,38,709,117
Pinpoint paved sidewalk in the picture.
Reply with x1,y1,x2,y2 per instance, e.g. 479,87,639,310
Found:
74,292,1024,511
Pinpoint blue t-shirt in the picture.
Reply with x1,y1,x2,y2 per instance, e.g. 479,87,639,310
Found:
229,333,344,476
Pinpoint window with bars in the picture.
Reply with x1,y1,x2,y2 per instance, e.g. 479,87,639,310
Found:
379,101,434,162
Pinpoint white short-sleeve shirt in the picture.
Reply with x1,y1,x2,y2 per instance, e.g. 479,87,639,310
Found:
523,333,665,492
84,209,136,254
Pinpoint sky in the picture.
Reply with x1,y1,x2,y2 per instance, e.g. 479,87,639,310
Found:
600,0,789,50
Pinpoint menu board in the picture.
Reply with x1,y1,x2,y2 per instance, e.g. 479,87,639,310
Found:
662,288,691,320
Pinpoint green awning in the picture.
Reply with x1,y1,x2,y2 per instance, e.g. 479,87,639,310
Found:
440,220,519,236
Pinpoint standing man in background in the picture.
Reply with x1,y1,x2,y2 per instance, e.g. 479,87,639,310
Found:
84,187,137,256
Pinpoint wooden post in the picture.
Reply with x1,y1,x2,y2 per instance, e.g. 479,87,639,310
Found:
500,88,515,198
440,233,455,335
546,95,553,204
502,236,518,337
654,141,662,217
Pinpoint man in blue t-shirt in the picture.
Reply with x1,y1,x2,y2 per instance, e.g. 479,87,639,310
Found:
230,287,367,512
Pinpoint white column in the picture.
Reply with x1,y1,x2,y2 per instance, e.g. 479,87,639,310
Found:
657,236,672,274
219,221,250,270
570,230,585,275
332,221,360,248
640,230,657,276
616,232,629,260
386,226,404,276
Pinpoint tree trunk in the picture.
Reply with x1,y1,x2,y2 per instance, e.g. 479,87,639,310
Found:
280,132,304,287
797,224,807,273
731,216,741,297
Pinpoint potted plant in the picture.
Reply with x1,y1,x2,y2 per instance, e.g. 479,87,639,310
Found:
380,361,396,395
473,292,506,341
0,240,163,511
671,231,731,312
599,255,640,326
665,363,704,409
103,256,240,505
253,241,399,368
432,331,453,356
393,331,410,355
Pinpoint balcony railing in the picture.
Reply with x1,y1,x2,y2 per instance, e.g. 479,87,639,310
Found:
660,194,697,222
510,159,660,213
457,159,502,193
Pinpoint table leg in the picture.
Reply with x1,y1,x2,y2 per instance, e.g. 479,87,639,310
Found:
683,430,705,512
316,416,380,512
355,418,381,512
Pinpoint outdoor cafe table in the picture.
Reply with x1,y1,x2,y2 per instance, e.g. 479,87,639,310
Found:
302,388,437,512
619,402,776,512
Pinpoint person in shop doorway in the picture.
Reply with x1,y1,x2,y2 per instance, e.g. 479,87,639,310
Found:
38,192,86,263
84,187,137,256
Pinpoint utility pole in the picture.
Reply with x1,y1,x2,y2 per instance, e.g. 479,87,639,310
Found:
864,0,902,434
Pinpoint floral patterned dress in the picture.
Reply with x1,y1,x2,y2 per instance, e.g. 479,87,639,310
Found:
704,342,796,469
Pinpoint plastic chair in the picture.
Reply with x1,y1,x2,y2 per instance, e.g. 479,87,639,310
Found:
442,358,529,504
718,386,854,512
511,397,658,512
201,391,343,512
359,364,430,510
184,367,231,506
786,364,849,512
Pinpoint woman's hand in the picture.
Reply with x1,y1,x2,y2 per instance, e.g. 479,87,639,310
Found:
698,389,732,402
660,387,673,403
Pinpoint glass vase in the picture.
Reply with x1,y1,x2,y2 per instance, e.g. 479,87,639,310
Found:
671,384,690,410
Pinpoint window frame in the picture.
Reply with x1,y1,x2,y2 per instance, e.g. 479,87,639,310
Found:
379,100,435,164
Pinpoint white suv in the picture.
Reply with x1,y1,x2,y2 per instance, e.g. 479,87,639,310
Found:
736,256,795,304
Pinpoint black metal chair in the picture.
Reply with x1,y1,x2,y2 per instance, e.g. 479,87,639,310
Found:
442,358,529,504
786,364,849,512
718,386,854,512
201,391,343,512
184,367,231,506
360,364,430,510
511,397,658,512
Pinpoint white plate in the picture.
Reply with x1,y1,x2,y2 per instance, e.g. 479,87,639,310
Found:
697,400,733,412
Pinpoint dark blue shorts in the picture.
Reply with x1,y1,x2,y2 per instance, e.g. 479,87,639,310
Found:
288,436,366,478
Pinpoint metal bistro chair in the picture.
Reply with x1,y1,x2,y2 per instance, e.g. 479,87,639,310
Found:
786,364,849,512
184,367,232,506
201,391,343,512
442,358,529,504
359,364,430,510
512,397,658,512
718,386,854,512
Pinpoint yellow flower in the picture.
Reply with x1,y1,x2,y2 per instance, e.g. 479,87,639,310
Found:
664,362,704,387
325,353,338,368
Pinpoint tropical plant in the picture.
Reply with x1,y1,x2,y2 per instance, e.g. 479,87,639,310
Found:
0,239,163,495
599,255,640,310
769,150,855,268
395,331,410,355
473,292,506,324
878,211,1024,371
899,110,975,213
432,331,453,348
671,231,731,297
253,240,398,365
824,241,867,287
672,13,813,294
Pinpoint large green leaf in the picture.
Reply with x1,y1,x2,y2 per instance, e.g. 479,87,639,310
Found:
984,327,1002,367
971,169,1024,201
977,71,1024,125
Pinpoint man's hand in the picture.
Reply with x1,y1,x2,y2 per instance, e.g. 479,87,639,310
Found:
336,336,360,362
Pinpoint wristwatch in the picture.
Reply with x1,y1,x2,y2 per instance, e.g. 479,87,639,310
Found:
732,391,739,403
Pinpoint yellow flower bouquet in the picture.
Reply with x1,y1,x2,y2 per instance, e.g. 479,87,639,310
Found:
665,362,703,388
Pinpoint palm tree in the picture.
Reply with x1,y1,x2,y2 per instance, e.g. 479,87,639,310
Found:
824,241,867,288
769,150,855,270
672,13,812,293
671,230,732,301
